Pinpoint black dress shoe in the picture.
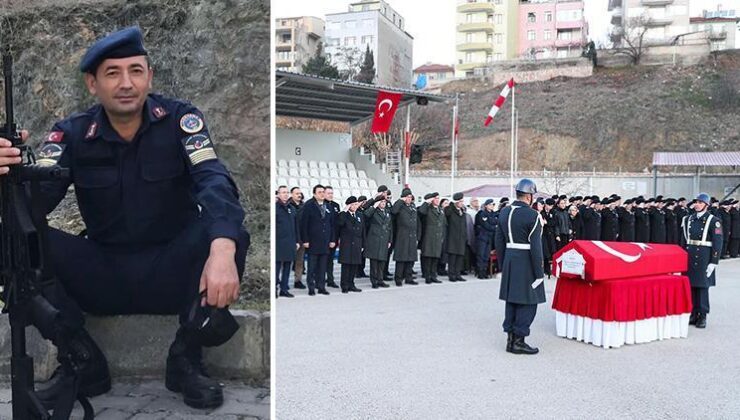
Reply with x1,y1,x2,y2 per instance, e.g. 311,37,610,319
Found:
349,287,362,292
689,313,697,325
395,280,403,287
508,335,539,355
378,281,390,288
318,289,330,295
279,291,294,298
308,290,316,296
431,279,442,284
425,279,433,284
438,270,448,276
327,282,339,288
461,270,469,276
406,280,419,285
449,277,458,282
458,277,467,282
371,284,379,289
357,271,368,278
695,313,707,329
293,281,307,289
506,332,513,352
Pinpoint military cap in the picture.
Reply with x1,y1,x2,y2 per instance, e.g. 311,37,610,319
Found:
568,197,576,203
80,26,148,74
545,198,555,206
646,198,655,204
559,195,567,200
574,196,582,201
401,188,412,198
551,195,559,200
624,199,633,205
345,196,357,205
500,197,509,203
483,198,494,206
711,197,718,203
452,192,464,201
377,185,388,193
592,195,600,202
423,192,435,200
358,195,367,202
678,197,686,202
656,195,663,201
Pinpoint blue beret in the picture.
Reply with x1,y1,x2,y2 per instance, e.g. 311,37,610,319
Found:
483,199,494,206
80,26,148,74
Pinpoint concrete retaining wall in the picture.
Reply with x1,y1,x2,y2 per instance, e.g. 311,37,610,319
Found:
488,57,594,85
0,311,270,384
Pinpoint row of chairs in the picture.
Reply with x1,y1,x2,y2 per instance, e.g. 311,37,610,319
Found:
277,176,377,191
277,159,356,172
277,177,375,202
276,166,367,180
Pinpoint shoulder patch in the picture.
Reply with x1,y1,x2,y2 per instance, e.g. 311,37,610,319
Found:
180,113,204,134
182,133,217,165
46,131,64,143
716,221,721,228
36,143,66,166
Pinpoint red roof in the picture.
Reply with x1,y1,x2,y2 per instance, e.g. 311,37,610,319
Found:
690,16,738,23
413,63,454,74
652,152,740,166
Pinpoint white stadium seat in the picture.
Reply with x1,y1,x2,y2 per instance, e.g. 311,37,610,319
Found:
319,168,329,178
278,159,287,168
359,179,368,188
329,169,339,178
288,160,298,168
309,168,320,178
298,160,308,168
308,160,318,169
368,179,377,189
346,163,356,171
328,161,338,170
340,179,350,189
288,167,299,177
348,170,358,179
320,178,331,186
299,168,309,177
331,178,341,187
339,169,348,178
309,178,319,186
277,167,288,176
358,170,367,178
337,162,346,171
277,177,288,186
351,189,361,197
288,177,298,187
299,178,309,188
349,179,359,188
318,161,328,170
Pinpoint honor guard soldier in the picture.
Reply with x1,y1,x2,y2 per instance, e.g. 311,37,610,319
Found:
680,193,723,329
0,27,250,409
494,179,545,355
474,199,496,279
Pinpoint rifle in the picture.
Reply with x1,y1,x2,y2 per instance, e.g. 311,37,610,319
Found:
0,51,94,419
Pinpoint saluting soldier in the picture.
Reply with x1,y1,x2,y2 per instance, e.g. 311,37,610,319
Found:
581,197,602,240
494,179,545,355
680,193,722,329
363,193,393,288
336,196,365,293
719,200,732,258
618,199,636,242
730,199,740,258
445,193,468,282
665,199,679,244
390,188,420,286
418,192,446,284
601,197,619,241
474,199,497,279
634,197,651,243
649,197,667,243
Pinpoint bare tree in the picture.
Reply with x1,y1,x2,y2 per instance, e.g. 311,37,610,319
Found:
335,46,363,81
611,15,650,65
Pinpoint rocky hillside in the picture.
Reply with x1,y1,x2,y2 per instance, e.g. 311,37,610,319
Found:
0,0,270,306
355,51,739,173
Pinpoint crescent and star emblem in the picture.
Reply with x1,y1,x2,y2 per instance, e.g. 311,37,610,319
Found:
378,99,393,118
592,241,651,263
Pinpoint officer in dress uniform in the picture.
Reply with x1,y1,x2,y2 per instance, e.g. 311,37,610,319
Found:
601,197,619,241
618,199,636,242
276,186,298,298
634,197,651,242
336,196,364,293
581,197,602,240
680,193,723,329
494,179,545,355
418,192,446,284
445,192,468,282
474,199,496,279
0,27,250,409
390,188,420,286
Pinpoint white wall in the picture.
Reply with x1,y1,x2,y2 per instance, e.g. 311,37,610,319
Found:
276,128,353,163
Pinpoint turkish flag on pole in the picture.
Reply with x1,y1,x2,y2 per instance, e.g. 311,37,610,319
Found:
484,78,515,127
371,90,402,133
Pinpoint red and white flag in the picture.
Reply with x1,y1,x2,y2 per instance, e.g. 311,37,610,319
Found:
371,90,402,133
484,78,515,127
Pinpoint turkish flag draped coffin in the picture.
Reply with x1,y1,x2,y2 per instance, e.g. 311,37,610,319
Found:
551,240,688,282
371,90,402,133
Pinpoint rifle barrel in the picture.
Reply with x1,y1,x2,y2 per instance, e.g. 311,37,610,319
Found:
3,54,14,141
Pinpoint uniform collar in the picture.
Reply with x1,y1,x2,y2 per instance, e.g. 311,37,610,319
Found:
84,95,165,143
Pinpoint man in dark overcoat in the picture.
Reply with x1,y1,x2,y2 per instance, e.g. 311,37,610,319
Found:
300,185,336,295
363,193,393,288
418,192,446,284
445,193,468,282
276,186,298,298
474,199,496,279
390,188,420,286
337,196,364,293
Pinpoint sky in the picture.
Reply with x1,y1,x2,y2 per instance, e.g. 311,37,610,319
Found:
273,0,740,67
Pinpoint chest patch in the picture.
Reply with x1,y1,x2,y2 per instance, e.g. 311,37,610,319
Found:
36,143,65,166
46,131,64,143
183,134,217,165
180,113,204,134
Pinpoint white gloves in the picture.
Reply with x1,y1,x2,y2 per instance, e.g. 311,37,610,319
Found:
532,278,545,289
706,264,716,278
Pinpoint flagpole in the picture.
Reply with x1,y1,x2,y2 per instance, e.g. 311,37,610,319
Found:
514,108,519,177
510,84,515,199
450,99,458,195
405,105,411,188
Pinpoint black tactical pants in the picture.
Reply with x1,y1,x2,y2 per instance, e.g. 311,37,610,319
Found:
503,302,538,337
691,287,710,314
730,238,740,258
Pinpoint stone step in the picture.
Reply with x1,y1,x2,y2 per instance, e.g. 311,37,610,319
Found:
0,311,269,384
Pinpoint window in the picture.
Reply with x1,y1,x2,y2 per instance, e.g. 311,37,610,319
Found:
544,30,552,40
495,53,503,61
557,30,572,40
344,36,356,46
545,12,552,22
557,10,583,22
362,19,374,27
327,21,341,31
465,52,473,62
327,37,340,46
496,33,503,44
528,12,536,23
361,35,374,44
466,13,473,23
466,33,474,42
487,14,494,23
345,20,356,29
486,53,493,62
496,14,503,24
280,34,291,43
487,33,493,43
527,30,536,41
494,0,502,4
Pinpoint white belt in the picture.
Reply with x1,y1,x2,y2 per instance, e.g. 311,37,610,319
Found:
506,243,531,250
687,239,712,247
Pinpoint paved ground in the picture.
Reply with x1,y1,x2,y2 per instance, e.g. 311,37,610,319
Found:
0,380,269,419
276,258,740,419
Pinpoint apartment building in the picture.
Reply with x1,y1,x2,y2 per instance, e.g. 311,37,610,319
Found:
609,0,691,46
275,16,325,73
517,0,587,59
455,0,519,77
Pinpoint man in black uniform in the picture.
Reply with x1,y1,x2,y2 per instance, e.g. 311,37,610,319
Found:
675,197,689,244
474,198,496,279
336,196,364,293
418,192,446,284
680,193,722,329
730,199,740,258
600,197,619,241
719,200,732,258
618,199,636,242
634,197,650,243
664,199,679,244
0,27,250,409
323,186,341,288
581,197,602,240
390,188,420,286
494,179,544,355
445,192,468,282
649,197,667,243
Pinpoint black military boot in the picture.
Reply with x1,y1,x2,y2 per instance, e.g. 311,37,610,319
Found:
695,313,707,329
165,331,224,409
506,332,513,352
509,335,539,355
36,329,111,409
689,313,697,325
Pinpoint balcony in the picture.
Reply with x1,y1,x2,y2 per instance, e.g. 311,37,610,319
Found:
457,2,495,13
645,17,673,26
555,38,583,48
276,41,293,50
457,22,495,32
556,20,584,30
457,42,494,52
708,30,727,40
276,25,293,32
456,61,488,72
641,0,673,6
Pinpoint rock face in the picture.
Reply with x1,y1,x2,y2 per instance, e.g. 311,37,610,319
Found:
0,0,270,304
